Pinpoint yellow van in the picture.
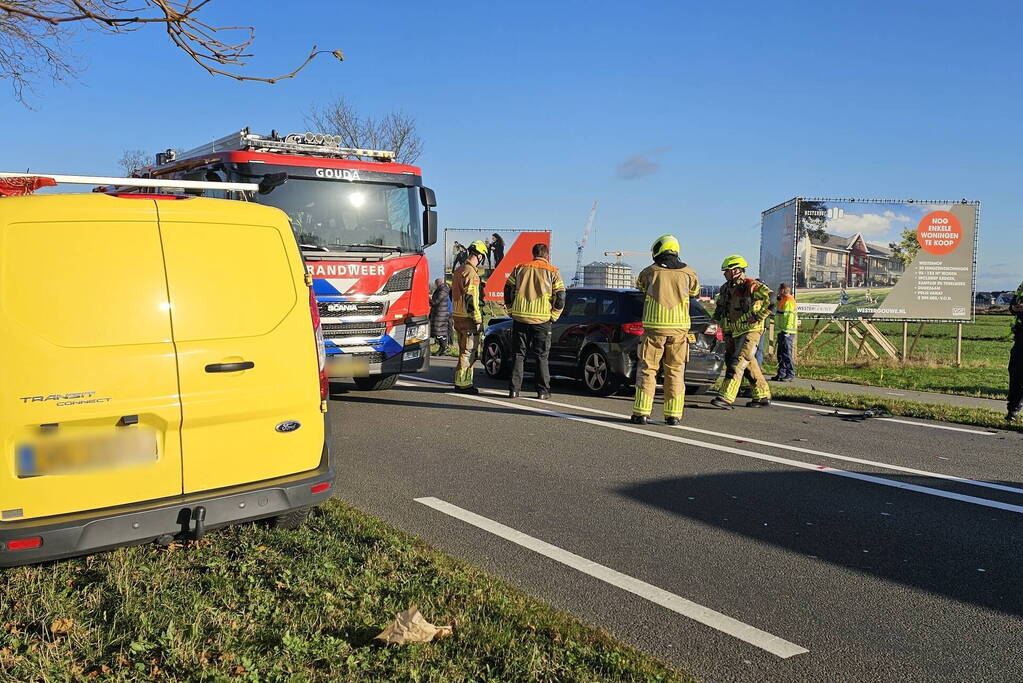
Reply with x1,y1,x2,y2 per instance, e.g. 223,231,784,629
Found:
0,191,334,566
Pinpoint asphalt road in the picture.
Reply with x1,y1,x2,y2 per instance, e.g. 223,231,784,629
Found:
327,356,1023,682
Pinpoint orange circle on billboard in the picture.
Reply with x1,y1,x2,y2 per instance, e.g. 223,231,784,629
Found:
916,211,962,255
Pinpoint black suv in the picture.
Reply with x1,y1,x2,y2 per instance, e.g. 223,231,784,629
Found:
481,288,725,395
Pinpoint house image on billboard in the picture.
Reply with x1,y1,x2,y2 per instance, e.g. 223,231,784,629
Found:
796,232,905,288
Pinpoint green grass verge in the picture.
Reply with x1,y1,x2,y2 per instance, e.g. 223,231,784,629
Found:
770,385,1020,434
766,315,1015,399
0,500,692,682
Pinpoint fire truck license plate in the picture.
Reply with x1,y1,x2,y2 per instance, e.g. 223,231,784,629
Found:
330,355,370,377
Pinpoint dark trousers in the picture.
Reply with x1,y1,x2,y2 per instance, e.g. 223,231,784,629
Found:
776,333,795,379
511,320,552,394
1009,333,1023,415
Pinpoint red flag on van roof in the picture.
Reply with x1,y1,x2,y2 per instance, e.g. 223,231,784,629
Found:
0,176,57,197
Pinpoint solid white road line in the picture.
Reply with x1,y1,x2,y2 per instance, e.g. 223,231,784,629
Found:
414,496,809,659
446,391,1023,516
772,401,995,435
513,396,1023,497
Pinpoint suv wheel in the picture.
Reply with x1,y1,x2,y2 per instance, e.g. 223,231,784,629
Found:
265,508,310,530
353,373,398,391
580,348,621,396
483,337,511,379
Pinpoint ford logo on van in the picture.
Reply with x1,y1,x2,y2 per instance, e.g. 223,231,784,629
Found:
275,421,302,433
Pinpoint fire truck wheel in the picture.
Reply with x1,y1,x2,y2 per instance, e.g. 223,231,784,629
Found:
353,373,399,391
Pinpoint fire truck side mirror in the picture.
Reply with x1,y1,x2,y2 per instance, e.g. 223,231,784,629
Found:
419,186,437,208
422,209,438,248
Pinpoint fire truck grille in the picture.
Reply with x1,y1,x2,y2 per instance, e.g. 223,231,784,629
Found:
350,351,386,364
319,301,385,317
322,322,386,338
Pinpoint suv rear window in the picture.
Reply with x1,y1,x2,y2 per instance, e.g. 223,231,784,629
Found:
623,292,710,320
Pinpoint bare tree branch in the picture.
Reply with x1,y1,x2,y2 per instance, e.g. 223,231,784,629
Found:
305,97,424,164
117,148,148,175
0,0,343,103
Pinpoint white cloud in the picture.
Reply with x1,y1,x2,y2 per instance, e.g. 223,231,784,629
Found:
827,211,914,237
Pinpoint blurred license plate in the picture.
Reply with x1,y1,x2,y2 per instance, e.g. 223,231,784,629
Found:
329,355,369,377
17,430,157,478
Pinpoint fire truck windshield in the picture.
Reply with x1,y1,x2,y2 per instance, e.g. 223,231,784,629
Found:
257,178,422,253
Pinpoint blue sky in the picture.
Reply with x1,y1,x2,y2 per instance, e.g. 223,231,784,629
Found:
4,0,1021,290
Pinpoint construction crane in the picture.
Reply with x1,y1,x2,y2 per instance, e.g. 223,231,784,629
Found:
571,200,599,287
604,250,646,265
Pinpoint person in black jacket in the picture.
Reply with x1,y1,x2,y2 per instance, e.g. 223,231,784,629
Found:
490,233,505,268
1008,279,1023,423
430,278,452,355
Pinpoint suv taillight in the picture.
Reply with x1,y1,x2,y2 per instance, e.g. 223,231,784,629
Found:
705,322,724,341
309,287,328,400
622,321,644,336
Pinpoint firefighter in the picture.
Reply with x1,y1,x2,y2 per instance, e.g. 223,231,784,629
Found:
450,240,488,394
710,255,773,409
1008,278,1023,422
630,235,700,426
504,242,566,399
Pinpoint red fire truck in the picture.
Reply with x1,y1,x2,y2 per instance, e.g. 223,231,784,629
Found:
149,128,438,390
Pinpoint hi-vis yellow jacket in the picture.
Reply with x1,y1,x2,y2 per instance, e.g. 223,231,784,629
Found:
714,277,773,336
504,258,566,324
775,294,798,334
635,263,700,331
451,262,482,323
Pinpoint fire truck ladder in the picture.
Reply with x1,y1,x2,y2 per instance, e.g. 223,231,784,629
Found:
166,128,397,163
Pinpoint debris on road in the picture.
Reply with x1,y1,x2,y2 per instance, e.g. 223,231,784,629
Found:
375,606,453,644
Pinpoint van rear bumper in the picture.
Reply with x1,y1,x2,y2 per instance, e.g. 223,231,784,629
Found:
0,422,334,568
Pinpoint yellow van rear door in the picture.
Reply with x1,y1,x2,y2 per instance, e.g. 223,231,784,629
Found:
0,195,183,521
156,200,324,494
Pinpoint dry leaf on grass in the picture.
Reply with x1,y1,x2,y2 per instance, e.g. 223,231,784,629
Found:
50,618,74,635
375,606,452,644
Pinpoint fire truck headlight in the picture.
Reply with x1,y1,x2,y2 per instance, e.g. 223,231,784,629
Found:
405,323,430,344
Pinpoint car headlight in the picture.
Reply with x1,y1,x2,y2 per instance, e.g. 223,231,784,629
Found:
405,322,430,344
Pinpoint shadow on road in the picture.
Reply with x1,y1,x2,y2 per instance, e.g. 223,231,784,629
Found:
619,471,1023,617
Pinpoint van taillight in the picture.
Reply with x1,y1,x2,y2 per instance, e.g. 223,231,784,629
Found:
309,288,328,400
310,291,328,400
311,482,330,494
6,537,42,551
622,321,644,336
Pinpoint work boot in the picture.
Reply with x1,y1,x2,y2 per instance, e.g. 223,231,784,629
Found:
709,397,733,410
747,398,771,408
455,385,480,395
508,389,520,399
1007,410,1021,423
630,414,650,425
664,416,681,426
770,375,782,381
536,391,551,400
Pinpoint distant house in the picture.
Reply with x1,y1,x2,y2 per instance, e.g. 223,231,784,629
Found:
796,232,905,288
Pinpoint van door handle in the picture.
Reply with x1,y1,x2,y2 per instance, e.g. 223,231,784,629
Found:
205,361,255,373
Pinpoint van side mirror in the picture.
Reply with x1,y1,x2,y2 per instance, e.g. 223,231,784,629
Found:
258,172,288,195
419,186,437,208
422,209,438,248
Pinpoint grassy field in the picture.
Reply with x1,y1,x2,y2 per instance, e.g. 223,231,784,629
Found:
765,314,1015,399
0,500,691,682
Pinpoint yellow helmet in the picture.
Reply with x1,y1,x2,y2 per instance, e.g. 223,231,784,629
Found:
651,234,680,258
468,240,489,259
720,254,748,271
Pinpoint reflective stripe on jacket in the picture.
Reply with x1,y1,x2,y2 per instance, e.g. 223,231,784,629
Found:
714,277,773,336
451,263,481,322
775,294,798,334
635,263,700,331
506,258,566,324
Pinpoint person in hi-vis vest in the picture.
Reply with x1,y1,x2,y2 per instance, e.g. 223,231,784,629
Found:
630,235,700,426
710,254,773,409
450,240,489,393
771,283,798,382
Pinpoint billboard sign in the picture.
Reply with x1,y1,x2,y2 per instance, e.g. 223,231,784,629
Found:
759,198,979,321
